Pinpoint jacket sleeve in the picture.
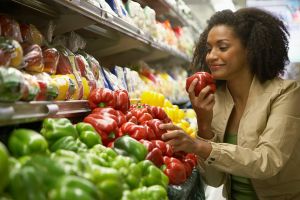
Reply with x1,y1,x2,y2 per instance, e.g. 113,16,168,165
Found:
197,157,227,187
204,82,300,179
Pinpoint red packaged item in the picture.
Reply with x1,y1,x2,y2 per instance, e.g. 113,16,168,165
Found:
23,44,44,72
42,47,59,75
20,23,43,45
78,50,101,80
33,72,59,101
21,72,40,101
75,54,97,91
0,15,23,42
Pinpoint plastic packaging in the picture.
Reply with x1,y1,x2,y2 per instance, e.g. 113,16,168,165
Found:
42,47,59,75
32,72,59,101
23,44,44,72
168,168,205,200
0,67,25,102
51,74,75,100
0,15,23,42
56,46,83,100
75,54,97,92
20,23,44,46
21,72,40,101
0,37,23,68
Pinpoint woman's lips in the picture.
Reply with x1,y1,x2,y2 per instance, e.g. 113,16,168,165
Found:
210,65,223,71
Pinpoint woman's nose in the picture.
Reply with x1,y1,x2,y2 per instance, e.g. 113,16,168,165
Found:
206,49,218,61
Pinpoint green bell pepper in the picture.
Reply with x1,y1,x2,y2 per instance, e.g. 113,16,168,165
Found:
121,185,168,200
40,118,78,144
49,136,87,152
89,144,117,161
48,175,100,200
113,135,148,162
0,142,9,194
138,160,169,188
23,155,66,192
8,165,46,200
8,129,48,157
110,155,141,190
76,122,102,148
88,165,124,200
51,149,85,176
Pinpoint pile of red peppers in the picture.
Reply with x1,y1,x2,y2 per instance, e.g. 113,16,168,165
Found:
85,87,198,185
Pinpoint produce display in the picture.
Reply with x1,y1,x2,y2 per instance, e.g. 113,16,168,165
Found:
0,0,203,199
0,87,199,199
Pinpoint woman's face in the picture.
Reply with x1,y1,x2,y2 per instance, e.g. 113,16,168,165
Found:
205,25,250,81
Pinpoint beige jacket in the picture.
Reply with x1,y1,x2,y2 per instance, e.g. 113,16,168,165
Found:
198,76,300,200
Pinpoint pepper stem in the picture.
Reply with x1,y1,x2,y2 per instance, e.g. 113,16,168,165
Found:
108,132,115,139
98,102,106,107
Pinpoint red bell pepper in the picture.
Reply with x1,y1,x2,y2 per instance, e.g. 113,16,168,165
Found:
120,122,147,141
147,106,171,123
92,107,126,127
146,147,164,167
152,140,173,157
115,110,126,127
88,88,115,109
114,89,130,113
185,153,198,167
185,72,216,96
130,107,153,124
140,139,164,167
92,107,118,120
125,111,138,124
163,156,187,185
139,139,155,152
144,125,156,140
143,119,166,140
83,113,118,145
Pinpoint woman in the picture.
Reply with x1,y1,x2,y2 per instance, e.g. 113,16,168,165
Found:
160,7,300,200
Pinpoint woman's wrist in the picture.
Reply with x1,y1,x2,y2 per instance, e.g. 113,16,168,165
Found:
195,138,212,160
197,126,215,140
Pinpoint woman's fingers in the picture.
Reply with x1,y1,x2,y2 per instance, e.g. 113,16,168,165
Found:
159,123,180,131
197,85,212,100
161,130,181,141
187,78,198,98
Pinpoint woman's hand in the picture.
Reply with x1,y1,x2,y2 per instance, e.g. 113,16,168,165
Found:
160,123,212,159
160,123,200,153
187,78,215,136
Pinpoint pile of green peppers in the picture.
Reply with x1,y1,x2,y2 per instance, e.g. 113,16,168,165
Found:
0,118,169,200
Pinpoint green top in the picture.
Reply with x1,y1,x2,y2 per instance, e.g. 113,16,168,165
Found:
224,133,258,200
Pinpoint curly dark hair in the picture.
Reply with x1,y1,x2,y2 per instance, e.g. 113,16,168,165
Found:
191,7,290,83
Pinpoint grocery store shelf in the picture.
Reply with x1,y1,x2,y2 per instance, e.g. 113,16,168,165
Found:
133,0,198,32
1,0,191,66
0,101,90,126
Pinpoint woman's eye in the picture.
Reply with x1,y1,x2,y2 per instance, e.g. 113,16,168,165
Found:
219,46,228,51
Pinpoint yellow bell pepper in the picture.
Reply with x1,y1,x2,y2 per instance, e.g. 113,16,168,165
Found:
140,90,165,107
81,77,90,100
